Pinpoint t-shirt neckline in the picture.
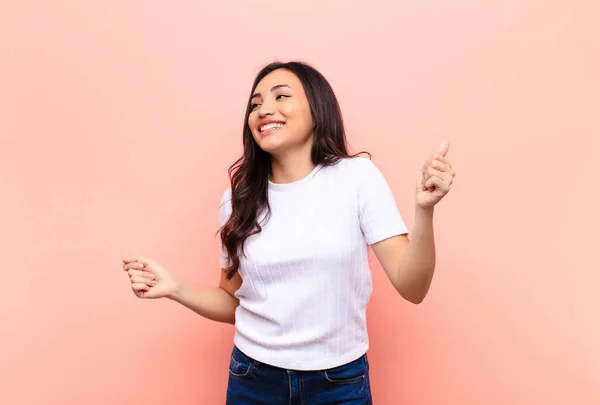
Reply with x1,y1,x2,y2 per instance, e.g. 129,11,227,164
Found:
268,164,322,192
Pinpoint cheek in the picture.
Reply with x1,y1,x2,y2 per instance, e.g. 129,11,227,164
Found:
248,113,258,130
297,107,314,134
247,114,260,137
294,100,313,125
303,109,314,129
284,104,313,131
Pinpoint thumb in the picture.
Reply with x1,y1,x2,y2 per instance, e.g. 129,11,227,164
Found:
436,141,450,157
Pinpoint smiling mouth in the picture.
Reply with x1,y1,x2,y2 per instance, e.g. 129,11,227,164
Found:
259,123,284,134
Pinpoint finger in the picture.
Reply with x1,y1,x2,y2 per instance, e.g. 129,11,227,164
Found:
422,160,444,189
123,258,149,267
429,158,452,173
424,176,440,190
423,172,438,190
425,175,450,191
421,171,431,190
131,275,157,286
427,167,447,179
428,167,454,186
432,155,452,168
132,283,150,293
123,262,145,271
128,269,155,279
436,141,450,157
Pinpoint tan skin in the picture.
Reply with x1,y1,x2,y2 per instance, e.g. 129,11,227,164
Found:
123,68,455,322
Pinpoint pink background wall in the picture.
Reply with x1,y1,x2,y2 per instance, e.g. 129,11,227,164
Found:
1,1,598,404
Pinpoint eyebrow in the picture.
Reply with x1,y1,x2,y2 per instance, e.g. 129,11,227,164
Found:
251,84,291,99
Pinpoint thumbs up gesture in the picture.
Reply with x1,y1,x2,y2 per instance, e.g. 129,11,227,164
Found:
416,141,456,209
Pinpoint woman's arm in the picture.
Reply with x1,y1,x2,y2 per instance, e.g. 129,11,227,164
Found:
168,270,241,325
370,141,454,304
371,206,435,304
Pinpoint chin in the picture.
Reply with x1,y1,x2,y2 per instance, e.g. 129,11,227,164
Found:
254,135,284,154
257,142,283,155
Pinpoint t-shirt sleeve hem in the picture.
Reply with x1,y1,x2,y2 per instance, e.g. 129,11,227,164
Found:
365,224,409,245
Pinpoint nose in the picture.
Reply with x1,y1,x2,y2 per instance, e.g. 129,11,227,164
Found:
258,98,275,117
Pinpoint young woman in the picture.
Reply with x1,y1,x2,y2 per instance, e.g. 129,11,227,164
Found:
122,61,455,404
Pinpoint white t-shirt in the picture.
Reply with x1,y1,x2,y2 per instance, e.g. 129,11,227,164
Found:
218,156,408,370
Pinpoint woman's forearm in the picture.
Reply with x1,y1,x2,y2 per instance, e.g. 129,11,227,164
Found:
396,206,436,304
168,283,239,325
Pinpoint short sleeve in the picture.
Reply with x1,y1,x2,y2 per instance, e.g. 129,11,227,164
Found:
218,188,232,269
356,158,408,244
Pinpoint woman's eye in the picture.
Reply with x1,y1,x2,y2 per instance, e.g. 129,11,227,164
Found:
276,94,290,100
250,103,260,110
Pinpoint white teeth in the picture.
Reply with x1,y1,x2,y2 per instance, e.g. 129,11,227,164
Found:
260,123,284,132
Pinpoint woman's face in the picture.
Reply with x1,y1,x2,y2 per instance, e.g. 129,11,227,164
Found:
247,69,314,156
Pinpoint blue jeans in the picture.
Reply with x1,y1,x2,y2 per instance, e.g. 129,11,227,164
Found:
226,346,373,404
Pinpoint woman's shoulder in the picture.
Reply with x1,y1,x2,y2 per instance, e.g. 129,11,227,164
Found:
334,155,379,176
220,187,232,203
327,156,389,190
219,188,232,212
218,188,232,224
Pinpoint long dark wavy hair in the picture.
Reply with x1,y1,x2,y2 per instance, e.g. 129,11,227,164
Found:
220,61,365,279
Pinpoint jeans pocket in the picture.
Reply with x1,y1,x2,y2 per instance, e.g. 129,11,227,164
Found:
228,347,256,378
322,355,368,384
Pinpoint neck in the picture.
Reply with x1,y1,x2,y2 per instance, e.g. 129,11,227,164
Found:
270,149,315,184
